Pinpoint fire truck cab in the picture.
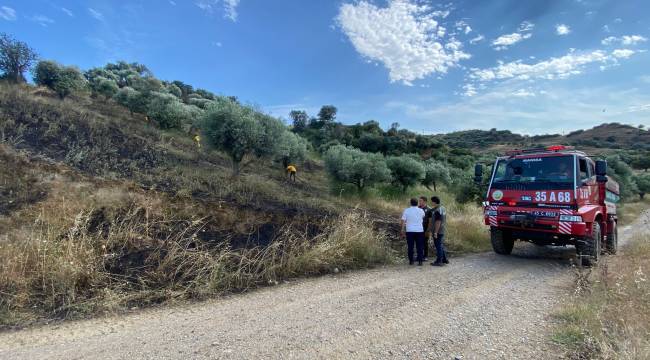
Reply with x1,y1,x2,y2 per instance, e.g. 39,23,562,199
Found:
475,145,620,266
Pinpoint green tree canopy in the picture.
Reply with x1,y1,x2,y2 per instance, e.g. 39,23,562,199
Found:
386,155,425,192
277,130,309,167
317,105,337,123
634,174,650,199
324,145,390,191
422,160,451,191
631,154,650,172
33,60,86,99
289,110,308,132
0,33,38,83
606,155,639,199
202,100,286,175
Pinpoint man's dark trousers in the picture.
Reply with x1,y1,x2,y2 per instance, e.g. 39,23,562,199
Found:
434,233,448,263
406,232,425,263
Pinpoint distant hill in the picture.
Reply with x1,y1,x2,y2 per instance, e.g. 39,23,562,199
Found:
430,123,650,154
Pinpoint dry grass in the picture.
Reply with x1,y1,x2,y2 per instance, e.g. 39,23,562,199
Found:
0,178,393,328
617,198,650,225
553,230,650,358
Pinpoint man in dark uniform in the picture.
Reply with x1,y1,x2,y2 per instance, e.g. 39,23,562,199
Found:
429,196,449,266
418,196,431,261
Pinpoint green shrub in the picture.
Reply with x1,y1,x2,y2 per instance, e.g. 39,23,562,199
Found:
33,60,86,99
201,100,286,175
386,155,425,192
422,159,451,191
324,145,390,191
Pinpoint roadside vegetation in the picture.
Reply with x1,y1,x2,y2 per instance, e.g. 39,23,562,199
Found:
553,199,650,359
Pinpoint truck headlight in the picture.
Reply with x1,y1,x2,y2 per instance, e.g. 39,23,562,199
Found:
559,215,582,222
486,210,498,216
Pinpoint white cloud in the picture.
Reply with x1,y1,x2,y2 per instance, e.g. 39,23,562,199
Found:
336,0,470,85
455,20,472,34
88,8,104,21
31,14,55,27
462,83,477,97
602,35,647,46
61,7,74,17
469,34,484,44
169,1,177,5
470,48,639,83
611,49,636,59
491,21,534,50
223,0,240,21
555,24,571,35
431,10,450,18
640,75,650,84
195,0,240,21
512,89,536,97
492,32,532,50
602,25,610,33
0,6,16,21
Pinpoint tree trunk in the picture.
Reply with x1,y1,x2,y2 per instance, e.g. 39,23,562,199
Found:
231,158,241,176
433,181,437,192
641,192,646,200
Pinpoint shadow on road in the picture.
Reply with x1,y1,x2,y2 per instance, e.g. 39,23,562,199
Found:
509,242,576,264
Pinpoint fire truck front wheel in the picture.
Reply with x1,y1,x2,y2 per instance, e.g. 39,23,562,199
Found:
577,222,601,266
490,228,514,255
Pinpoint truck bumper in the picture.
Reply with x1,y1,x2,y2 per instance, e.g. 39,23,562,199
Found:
484,216,587,236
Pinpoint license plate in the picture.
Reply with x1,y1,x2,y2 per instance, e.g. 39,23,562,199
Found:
531,211,557,218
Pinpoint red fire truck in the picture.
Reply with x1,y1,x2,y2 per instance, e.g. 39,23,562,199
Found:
475,145,620,266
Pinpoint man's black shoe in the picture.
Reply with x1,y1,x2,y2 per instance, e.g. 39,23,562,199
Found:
443,259,449,264
431,262,443,267
409,261,415,265
417,261,423,266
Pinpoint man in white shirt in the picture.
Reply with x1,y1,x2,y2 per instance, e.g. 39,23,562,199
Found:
401,198,426,265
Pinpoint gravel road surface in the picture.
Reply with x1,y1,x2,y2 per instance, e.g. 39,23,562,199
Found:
2,211,647,360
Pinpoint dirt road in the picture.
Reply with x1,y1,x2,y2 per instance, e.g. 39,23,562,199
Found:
1,212,647,360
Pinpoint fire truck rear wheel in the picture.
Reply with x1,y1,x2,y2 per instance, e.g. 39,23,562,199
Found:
490,228,514,255
577,222,601,266
606,221,618,255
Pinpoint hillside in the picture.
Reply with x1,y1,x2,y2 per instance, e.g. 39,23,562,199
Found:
0,83,401,327
430,123,650,154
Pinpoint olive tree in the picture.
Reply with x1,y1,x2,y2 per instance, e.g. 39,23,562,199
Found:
606,155,639,200
0,33,38,83
33,60,86,99
634,174,650,200
422,159,451,191
146,92,187,129
324,145,390,191
202,101,285,175
386,155,425,192
276,130,309,168
115,87,148,114
94,77,119,99
32,60,59,88
53,66,86,99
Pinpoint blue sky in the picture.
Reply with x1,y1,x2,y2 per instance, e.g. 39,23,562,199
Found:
1,0,649,134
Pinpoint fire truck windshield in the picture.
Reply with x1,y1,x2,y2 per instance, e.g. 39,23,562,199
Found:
491,155,575,190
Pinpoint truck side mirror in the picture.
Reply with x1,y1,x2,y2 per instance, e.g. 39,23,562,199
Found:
474,164,483,184
595,160,607,183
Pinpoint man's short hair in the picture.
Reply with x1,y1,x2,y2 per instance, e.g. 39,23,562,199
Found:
419,196,427,201
431,196,441,204
410,198,418,206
